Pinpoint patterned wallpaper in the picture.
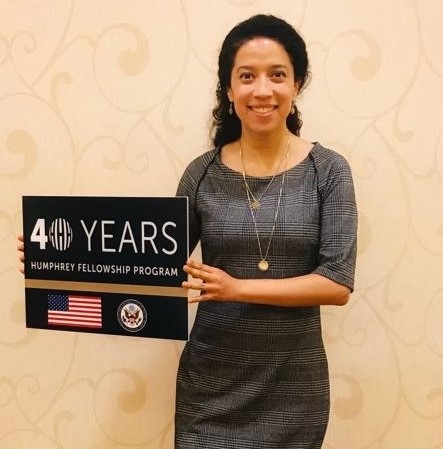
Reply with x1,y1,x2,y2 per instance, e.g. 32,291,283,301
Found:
1,1,442,448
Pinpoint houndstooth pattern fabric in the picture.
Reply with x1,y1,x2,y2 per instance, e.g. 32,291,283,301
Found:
174,143,357,449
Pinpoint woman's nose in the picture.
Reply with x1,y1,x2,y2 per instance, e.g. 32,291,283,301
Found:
254,75,272,97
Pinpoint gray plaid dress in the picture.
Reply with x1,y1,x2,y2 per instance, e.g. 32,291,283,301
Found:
175,143,357,449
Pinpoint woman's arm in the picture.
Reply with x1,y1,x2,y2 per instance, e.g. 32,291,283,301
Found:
182,259,350,306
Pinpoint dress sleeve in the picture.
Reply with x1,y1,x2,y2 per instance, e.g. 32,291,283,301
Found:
312,153,358,291
175,150,218,254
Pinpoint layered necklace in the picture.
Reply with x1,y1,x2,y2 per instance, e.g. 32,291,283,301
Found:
240,137,290,272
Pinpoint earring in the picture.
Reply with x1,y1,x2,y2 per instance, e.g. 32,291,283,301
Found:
229,102,233,115
290,101,296,115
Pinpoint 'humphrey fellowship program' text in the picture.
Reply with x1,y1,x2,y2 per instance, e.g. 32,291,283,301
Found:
29,261,179,277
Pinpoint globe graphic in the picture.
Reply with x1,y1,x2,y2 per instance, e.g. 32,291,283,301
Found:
48,218,73,251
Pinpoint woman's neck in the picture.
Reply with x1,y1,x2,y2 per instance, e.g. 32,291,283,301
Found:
239,130,292,173
240,129,288,151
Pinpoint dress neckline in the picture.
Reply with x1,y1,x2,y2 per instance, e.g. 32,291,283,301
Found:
215,142,319,180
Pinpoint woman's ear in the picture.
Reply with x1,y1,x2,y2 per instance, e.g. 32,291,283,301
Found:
227,87,233,102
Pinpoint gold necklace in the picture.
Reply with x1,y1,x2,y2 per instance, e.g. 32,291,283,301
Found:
239,137,290,209
241,143,289,272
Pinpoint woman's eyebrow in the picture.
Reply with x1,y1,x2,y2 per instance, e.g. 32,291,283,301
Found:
235,64,289,72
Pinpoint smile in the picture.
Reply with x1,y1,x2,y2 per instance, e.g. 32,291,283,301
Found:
248,105,277,114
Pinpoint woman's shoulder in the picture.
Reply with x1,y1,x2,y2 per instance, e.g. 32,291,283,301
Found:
308,142,355,195
180,148,219,182
309,142,352,173
310,142,349,163
192,147,219,165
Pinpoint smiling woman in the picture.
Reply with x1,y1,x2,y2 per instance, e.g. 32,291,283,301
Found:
228,38,297,137
175,14,358,449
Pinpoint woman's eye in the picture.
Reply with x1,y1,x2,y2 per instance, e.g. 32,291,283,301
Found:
239,72,253,81
272,71,287,79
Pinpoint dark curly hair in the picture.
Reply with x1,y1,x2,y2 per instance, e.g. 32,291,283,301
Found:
211,14,310,147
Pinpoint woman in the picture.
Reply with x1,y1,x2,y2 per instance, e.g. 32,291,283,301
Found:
175,14,357,449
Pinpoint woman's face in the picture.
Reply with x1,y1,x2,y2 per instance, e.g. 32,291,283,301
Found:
228,37,298,137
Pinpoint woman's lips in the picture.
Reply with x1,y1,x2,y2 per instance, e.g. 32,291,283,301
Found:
248,105,277,114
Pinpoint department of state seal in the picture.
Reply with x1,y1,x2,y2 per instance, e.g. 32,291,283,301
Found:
117,300,148,333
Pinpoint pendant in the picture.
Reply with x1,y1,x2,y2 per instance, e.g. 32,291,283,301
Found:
251,200,260,209
258,259,269,271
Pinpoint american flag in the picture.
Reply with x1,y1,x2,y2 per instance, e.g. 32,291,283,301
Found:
48,294,102,329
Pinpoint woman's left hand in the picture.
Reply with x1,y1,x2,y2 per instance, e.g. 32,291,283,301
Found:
182,259,240,303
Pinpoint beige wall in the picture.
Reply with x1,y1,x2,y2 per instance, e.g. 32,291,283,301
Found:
1,1,442,448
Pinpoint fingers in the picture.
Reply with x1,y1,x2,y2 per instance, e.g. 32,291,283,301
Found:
181,279,208,303
183,259,212,282
188,294,206,304
17,238,24,252
182,259,213,303
17,235,25,261
181,259,235,304
182,279,204,291
184,259,212,272
17,234,25,275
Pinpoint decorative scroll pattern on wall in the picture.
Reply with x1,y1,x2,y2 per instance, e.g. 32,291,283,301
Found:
1,1,442,448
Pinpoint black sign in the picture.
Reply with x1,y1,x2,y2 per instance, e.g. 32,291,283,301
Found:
23,196,189,340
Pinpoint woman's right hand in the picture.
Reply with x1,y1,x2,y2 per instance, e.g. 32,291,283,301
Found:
17,234,25,274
